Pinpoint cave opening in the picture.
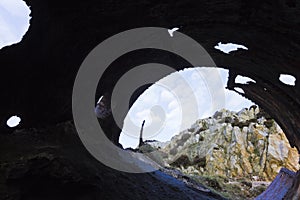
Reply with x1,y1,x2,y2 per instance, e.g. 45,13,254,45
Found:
119,67,254,148
1,0,300,199
113,67,300,199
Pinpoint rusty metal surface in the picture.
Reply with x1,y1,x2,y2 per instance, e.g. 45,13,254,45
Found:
255,168,296,200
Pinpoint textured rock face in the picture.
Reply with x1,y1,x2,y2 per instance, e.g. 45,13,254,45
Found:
158,106,299,181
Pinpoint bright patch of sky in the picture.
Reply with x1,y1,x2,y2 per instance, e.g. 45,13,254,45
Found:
7,115,21,127
0,0,31,49
279,74,296,86
234,87,245,94
167,27,179,37
214,42,248,54
235,75,256,84
120,67,254,148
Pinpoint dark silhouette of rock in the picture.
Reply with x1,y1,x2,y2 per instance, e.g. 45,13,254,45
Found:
256,168,296,200
138,120,146,148
284,170,300,199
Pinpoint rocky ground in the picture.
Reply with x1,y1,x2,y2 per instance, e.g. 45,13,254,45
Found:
140,106,300,199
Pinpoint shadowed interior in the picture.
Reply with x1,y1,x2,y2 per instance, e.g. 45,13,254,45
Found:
1,0,300,198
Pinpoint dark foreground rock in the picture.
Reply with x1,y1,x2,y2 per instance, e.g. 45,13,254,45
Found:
0,121,225,200
255,168,295,200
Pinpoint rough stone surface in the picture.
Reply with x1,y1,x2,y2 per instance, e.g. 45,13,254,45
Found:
155,106,299,182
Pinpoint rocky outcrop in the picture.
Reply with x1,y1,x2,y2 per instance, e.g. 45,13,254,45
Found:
155,106,299,182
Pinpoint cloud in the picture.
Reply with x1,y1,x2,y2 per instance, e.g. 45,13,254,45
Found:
0,0,30,17
120,67,254,148
160,89,175,102
225,90,253,111
167,99,178,110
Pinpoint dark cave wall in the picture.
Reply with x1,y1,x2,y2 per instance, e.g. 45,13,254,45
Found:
0,0,300,157
1,0,300,199
0,0,300,149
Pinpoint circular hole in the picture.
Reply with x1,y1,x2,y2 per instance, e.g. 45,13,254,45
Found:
7,115,21,128
120,67,254,148
119,67,299,199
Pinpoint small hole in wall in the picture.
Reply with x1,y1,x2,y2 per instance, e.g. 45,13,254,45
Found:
7,115,21,128
214,42,248,54
234,87,245,94
279,74,296,86
235,75,256,84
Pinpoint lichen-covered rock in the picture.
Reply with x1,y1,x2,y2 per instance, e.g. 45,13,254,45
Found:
155,106,299,182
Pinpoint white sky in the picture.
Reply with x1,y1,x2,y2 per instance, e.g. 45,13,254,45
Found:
0,0,31,49
7,115,21,127
120,67,254,148
1,1,254,145
279,74,296,86
235,75,256,84
214,42,248,54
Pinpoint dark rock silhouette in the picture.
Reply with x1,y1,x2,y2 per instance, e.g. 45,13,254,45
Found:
255,168,296,200
138,120,146,148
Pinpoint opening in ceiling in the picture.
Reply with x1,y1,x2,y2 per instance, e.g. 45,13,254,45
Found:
235,75,256,84
116,67,299,199
214,42,248,54
234,87,245,94
0,0,31,49
119,67,254,148
7,115,21,128
279,74,296,86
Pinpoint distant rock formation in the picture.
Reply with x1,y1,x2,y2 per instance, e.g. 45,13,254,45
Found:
148,106,299,182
